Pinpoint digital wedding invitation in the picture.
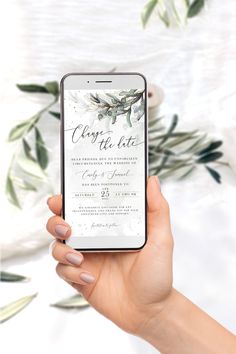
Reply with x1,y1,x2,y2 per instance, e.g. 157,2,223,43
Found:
64,88,146,239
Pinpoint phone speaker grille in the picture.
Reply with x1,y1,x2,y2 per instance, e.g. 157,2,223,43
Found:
95,80,112,83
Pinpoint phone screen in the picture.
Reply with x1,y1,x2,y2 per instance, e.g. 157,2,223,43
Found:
61,73,147,250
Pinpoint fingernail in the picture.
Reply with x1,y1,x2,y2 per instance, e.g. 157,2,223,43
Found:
48,240,57,256
65,252,83,266
80,272,95,284
55,224,70,238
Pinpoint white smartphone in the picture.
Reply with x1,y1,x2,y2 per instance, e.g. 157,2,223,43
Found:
60,72,148,251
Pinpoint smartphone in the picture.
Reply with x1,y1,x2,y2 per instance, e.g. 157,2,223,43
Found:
60,72,147,251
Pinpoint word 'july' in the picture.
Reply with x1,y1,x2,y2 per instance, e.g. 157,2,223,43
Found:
69,124,143,150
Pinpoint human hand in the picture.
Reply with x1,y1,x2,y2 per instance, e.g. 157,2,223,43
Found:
46,176,174,336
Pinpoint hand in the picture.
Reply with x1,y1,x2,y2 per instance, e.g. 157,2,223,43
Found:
46,176,174,335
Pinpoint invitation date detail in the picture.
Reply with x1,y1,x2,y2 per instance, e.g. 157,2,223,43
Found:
73,188,138,200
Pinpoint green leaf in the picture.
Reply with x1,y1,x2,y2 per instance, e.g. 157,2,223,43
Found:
119,91,127,96
12,176,37,191
197,140,223,156
197,152,223,164
35,127,48,170
45,81,59,96
0,271,30,282
112,115,117,124
163,132,196,149
8,119,34,142
126,109,132,127
179,166,196,179
105,93,121,103
6,175,21,208
158,10,170,27
49,111,60,119
22,139,35,161
157,114,178,147
148,115,164,128
50,294,89,309
16,84,48,93
17,156,47,180
141,0,158,28
90,93,100,103
181,134,206,154
187,0,204,18
205,166,221,184
158,161,189,178
154,151,172,174
0,293,37,323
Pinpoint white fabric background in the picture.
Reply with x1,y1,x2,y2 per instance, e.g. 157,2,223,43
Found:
1,1,236,353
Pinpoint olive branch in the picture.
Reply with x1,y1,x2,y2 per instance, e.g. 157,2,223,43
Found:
6,81,226,209
148,114,225,182
88,89,145,127
6,82,60,208
141,0,205,28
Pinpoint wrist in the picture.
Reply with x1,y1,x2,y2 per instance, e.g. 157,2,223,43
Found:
135,289,236,354
134,287,177,340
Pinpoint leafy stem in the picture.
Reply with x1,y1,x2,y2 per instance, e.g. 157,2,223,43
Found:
149,114,225,183
89,89,145,127
142,0,206,28
6,81,59,208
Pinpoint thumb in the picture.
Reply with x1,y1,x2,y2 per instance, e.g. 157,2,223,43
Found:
147,176,173,248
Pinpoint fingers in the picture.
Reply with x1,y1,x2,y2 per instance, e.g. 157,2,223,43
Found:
147,176,173,248
47,195,62,216
50,241,96,287
56,263,96,285
50,240,84,266
46,215,71,239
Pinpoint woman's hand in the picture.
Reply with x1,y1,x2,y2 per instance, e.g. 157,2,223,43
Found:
46,176,174,335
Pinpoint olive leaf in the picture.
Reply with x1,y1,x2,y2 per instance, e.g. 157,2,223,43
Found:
22,138,36,161
7,80,60,208
205,166,221,184
197,152,223,164
35,127,48,170
141,0,158,28
17,156,47,180
90,93,100,104
0,293,37,323
0,271,30,282
157,161,191,178
5,174,21,208
45,81,59,97
158,10,170,27
49,111,60,119
141,0,206,27
8,117,37,142
163,131,197,149
197,140,223,155
89,90,144,127
149,114,224,183
16,84,48,93
154,151,172,174
179,165,196,179
12,176,37,191
50,294,89,309
126,109,132,127
188,0,205,18
156,114,178,147
105,93,121,103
